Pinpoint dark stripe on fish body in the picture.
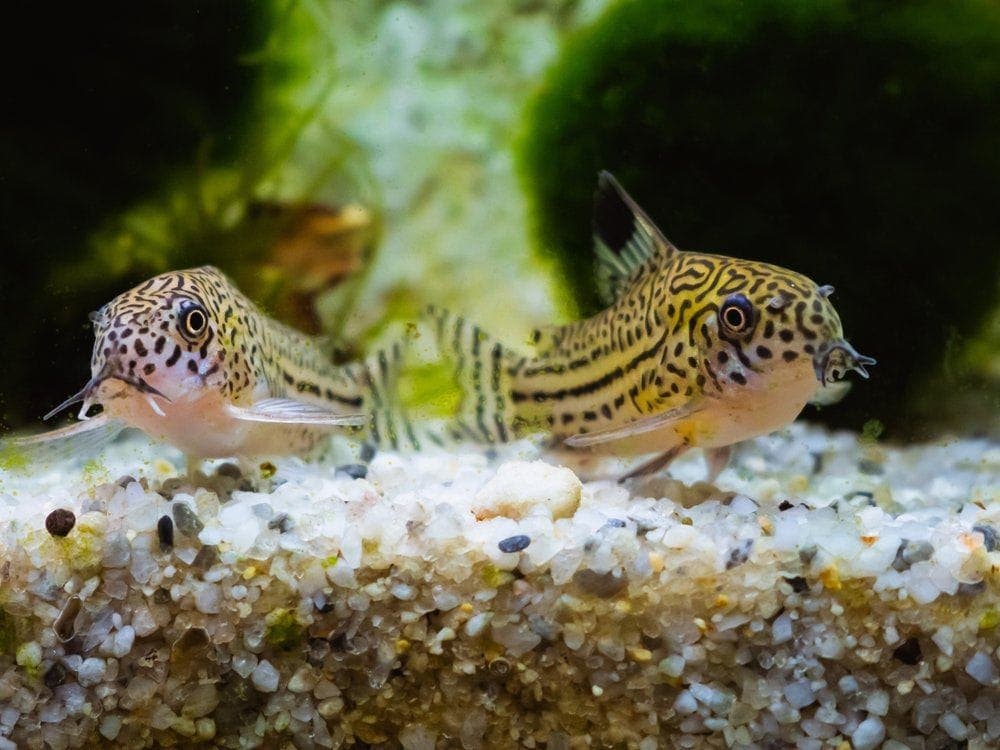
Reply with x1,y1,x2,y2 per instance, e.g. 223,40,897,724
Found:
469,321,492,442
694,262,729,303
491,343,509,442
511,331,667,403
297,381,321,397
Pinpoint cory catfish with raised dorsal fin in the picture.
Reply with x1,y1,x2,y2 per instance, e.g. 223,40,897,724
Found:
424,171,875,481
8,266,415,462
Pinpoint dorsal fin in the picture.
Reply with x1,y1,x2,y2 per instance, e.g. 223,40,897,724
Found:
593,171,678,304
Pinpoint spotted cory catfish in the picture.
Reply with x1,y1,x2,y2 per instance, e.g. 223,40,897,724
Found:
425,172,875,480
12,267,412,460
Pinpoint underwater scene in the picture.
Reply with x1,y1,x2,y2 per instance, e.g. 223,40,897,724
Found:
1,1,998,748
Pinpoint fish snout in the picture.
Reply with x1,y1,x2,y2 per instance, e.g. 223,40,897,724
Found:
812,340,876,386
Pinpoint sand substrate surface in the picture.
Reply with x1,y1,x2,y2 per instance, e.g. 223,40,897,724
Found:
0,424,997,748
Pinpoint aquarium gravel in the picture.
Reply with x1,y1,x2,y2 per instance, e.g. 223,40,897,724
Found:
0,424,998,748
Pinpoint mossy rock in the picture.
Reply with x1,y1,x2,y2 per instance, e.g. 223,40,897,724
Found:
518,0,1000,436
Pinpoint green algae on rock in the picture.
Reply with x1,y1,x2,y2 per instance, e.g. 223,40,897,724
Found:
518,0,1000,435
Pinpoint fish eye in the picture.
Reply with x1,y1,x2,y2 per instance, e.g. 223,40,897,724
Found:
178,301,208,340
720,294,754,333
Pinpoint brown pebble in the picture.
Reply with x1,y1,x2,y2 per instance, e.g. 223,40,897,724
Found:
215,462,243,480
43,662,67,689
45,509,76,537
572,568,627,598
53,595,82,642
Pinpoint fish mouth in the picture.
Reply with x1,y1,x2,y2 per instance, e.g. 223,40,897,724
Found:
44,362,171,421
812,340,876,386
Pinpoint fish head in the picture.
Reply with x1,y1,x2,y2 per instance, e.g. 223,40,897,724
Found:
693,260,875,402
48,267,258,421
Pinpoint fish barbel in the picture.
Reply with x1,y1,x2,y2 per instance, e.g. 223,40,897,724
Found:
422,171,875,480
11,266,411,460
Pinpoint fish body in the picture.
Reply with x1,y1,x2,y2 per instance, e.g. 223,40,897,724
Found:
23,266,405,459
429,172,874,478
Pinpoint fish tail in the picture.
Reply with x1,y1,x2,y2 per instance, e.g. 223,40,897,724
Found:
417,305,524,445
351,341,425,452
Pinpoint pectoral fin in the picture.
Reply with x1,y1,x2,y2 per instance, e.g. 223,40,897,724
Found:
563,401,703,449
3,414,125,464
226,398,367,427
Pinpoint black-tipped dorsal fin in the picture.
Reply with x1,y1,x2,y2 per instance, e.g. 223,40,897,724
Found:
593,171,678,304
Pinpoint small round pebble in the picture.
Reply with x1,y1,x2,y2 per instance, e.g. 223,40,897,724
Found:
851,716,885,750
973,524,998,552
267,513,293,533
498,534,531,553
45,508,76,537
251,659,280,692
336,463,368,479
157,515,174,550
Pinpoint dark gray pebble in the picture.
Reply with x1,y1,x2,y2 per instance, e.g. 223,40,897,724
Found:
307,637,331,666
172,502,204,536
784,576,809,593
157,515,174,550
45,509,76,537
725,539,754,569
268,513,293,533
359,442,377,463
857,459,884,476
116,475,137,489
892,637,922,665
892,539,934,571
43,662,67,689
958,581,987,596
336,463,368,480
810,452,824,475
845,490,875,505
798,544,818,565
605,518,626,528
192,545,218,570
973,524,998,552
498,535,531,553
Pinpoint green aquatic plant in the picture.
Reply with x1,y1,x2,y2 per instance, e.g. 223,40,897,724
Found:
860,419,885,444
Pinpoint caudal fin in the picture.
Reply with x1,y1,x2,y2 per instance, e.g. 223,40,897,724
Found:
342,341,427,452
412,306,524,446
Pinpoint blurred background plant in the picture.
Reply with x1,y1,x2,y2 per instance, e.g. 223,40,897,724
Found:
1,0,996,439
